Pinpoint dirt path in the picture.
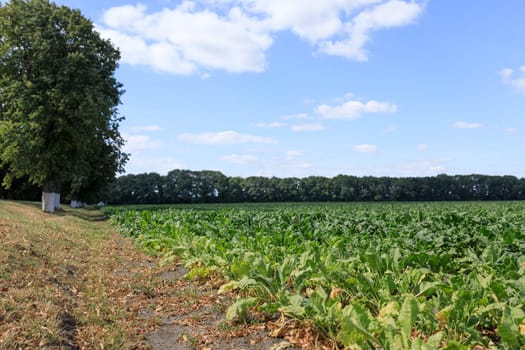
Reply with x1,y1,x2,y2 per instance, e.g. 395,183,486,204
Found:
0,201,304,349
144,265,303,350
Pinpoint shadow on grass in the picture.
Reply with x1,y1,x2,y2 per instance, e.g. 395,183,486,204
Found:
22,201,107,221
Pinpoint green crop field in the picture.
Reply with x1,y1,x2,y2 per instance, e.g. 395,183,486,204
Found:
108,202,525,349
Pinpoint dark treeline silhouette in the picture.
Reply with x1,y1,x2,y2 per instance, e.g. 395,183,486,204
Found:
0,173,41,201
106,169,525,204
0,166,112,203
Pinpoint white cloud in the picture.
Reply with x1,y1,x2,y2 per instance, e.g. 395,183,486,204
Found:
353,144,378,153
416,143,429,151
128,125,162,132
221,154,259,164
125,156,185,175
123,134,161,153
239,0,349,41
286,150,302,160
317,99,397,119
500,68,513,79
383,124,398,133
241,0,423,60
97,28,198,75
453,121,484,129
319,0,424,61
98,1,425,75
294,162,313,169
102,4,146,27
394,158,451,176
252,121,287,128
220,150,315,177
253,162,314,178
290,123,326,132
177,130,275,144
500,66,525,94
280,113,313,120
98,3,272,74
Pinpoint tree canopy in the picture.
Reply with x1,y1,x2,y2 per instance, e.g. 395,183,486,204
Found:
0,0,127,212
107,170,525,205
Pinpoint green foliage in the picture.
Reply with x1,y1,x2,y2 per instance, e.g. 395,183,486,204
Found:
226,297,258,323
185,266,214,281
107,170,525,204
0,0,127,198
110,202,525,348
398,295,419,348
497,306,525,348
338,302,378,348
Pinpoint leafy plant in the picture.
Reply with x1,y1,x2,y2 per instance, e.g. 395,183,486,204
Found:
110,202,525,348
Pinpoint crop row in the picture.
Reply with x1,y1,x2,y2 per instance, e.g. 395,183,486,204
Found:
110,202,525,349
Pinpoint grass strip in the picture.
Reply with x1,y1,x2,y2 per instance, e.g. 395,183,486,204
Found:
0,201,164,349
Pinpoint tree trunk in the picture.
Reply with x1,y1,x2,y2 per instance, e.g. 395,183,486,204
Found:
42,180,61,213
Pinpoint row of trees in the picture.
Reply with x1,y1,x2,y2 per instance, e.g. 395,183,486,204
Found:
107,170,525,204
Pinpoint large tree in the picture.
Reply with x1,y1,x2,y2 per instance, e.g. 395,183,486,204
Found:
0,0,127,212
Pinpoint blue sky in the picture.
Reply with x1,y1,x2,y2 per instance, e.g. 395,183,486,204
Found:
56,0,525,178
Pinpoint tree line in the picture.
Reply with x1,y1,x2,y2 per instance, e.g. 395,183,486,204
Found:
105,169,525,204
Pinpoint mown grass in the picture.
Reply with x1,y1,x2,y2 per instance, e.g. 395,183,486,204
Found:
0,201,166,349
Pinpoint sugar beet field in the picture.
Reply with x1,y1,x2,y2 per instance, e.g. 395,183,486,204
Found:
108,202,525,349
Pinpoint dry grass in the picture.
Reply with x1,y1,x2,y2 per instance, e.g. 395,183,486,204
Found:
0,201,322,350
0,201,168,349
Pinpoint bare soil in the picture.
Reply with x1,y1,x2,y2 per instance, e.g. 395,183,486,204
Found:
144,266,303,350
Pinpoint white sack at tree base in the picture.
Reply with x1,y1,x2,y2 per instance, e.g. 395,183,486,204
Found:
70,200,84,208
